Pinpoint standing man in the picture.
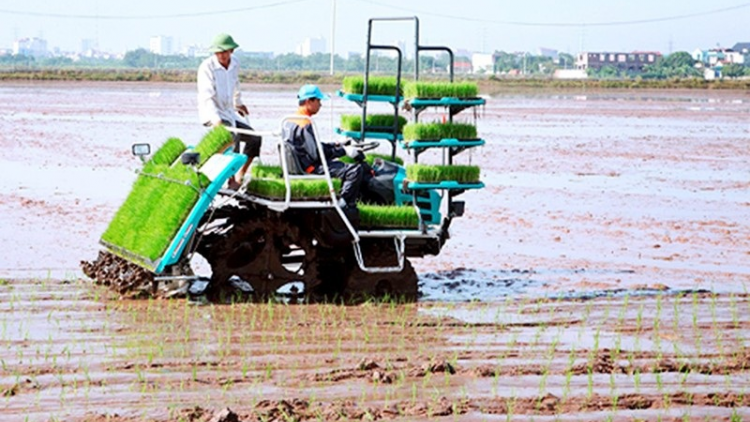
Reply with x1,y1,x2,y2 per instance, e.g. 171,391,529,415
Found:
283,84,364,209
197,33,261,189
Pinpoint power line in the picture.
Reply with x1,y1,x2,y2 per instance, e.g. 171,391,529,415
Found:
354,0,750,27
0,0,312,20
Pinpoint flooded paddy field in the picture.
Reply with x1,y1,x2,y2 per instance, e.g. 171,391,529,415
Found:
0,81,749,420
3,280,750,421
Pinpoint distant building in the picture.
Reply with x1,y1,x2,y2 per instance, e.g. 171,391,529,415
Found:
553,69,588,79
296,37,326,56
181,44,206,58
454,48,471,57
471,52,495,74
454,60,472,74
79,38,100,57
381,40,407,59
13,37,48,57
538,47,559,60
692,48,745,66
244,51,274,60
732,42,750,55
576,51,661,72
149,36,174,55
703,67,720,80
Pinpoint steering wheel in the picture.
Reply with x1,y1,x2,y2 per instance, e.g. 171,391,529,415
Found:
353,140,380,152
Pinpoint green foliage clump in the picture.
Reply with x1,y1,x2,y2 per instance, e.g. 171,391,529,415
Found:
340,114,408,133
148,137,186,166
358,204,419,229
342,75,402,96
721,63,750,78
406,164,481,183
339,153,404,166
403,81,478,98
402,122,478,141
247,164,341,199
102,163,208,263
194,126,233,166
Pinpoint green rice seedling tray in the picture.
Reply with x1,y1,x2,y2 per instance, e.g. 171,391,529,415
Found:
335,128,403,141
100,127,244,272
193,125,234,166
406,163,481,184
402,122,478,141
101,164,207,268
406,181,485,191
246,178,341,201
403,81,479,99
341,75,402,96
246,164,342,200
340,114,407,133
336,91,401,105
407,97,485,108
339,153,404,166
358,204,420,229
148,137,186,166
399,138,485,150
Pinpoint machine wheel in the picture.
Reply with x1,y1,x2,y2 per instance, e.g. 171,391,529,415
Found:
196,206,320,302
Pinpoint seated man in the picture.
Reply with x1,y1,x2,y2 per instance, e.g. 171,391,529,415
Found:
282,84,364,208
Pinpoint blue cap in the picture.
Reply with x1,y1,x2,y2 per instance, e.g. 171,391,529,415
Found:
297,84,330,101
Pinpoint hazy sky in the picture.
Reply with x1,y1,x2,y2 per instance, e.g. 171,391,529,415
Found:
1,0,748,56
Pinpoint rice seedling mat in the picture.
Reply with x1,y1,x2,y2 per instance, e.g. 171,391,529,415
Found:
358,203,420,229
338,76,405,104
246,164,342,201
405,164,484,192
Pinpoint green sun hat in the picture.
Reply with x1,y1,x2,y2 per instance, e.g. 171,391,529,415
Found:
210,33,239,53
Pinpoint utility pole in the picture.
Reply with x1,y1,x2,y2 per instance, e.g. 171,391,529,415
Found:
329,0,336,75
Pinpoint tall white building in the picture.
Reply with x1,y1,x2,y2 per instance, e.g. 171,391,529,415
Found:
149,36,174,55
296,37,326,56
13,37,47,57
471,53,494,74
81,38,98,56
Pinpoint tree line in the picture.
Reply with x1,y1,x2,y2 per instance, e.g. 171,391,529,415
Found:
1,48,747,79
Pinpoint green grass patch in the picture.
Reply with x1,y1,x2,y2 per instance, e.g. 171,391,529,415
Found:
339,153,404,166
148,137,186,166
340,114,407,133
403,81,479,98
342,75,402,96
102,163,208,263
406,164,481,183
358,204,419,229
194,126,233,166
402,122,478,141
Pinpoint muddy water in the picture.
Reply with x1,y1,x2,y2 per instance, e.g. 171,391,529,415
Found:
2,280,750,421
1,82,748,300
1,81,749,420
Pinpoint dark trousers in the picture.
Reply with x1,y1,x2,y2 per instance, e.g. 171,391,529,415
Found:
317,160,364,206
219,119,262,158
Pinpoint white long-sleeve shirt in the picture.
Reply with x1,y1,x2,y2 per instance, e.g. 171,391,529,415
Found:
196,54,244,125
